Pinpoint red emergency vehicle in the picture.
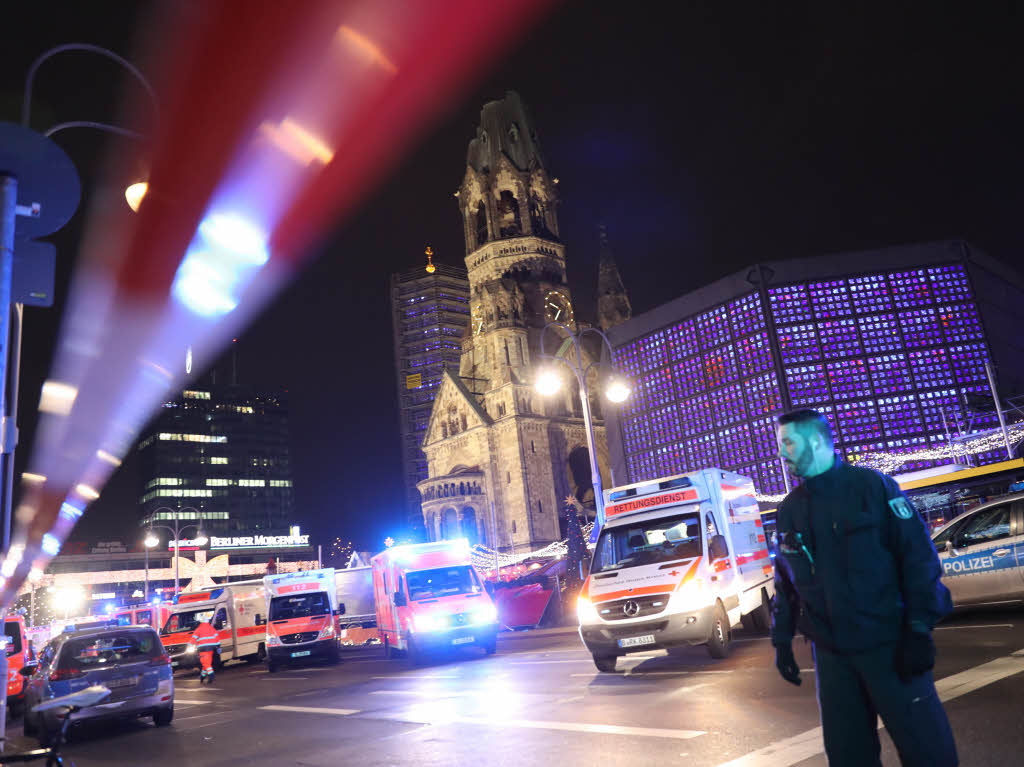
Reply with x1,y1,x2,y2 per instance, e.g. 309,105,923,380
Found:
4,614,33,715
264,569,342,671
372,540,498,664
113,604,171,629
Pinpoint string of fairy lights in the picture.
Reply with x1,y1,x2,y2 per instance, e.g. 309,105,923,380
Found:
470,522,595,572
754,419,1024,504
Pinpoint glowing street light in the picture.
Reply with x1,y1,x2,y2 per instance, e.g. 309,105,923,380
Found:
52,586,85,619
125,181,148,212
536,322,632,542
144,507,206,595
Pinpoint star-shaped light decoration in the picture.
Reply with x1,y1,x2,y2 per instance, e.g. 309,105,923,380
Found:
384,536,395,548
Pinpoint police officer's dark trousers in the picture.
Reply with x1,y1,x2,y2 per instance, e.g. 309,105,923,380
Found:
814,643,957,767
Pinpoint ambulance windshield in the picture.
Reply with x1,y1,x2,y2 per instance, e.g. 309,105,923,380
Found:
269,591,331,621
406,565,482,601
162,609,215,635
592,511,702,573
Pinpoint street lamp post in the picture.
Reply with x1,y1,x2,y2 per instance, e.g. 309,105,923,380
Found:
535,322,631,542
144,506,207,596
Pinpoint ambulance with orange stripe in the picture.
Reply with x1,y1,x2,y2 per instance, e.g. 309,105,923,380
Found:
160,580,268,670
578,469,775,671
263,568,342,671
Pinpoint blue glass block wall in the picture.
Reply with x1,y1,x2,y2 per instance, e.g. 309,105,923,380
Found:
614,262,995,495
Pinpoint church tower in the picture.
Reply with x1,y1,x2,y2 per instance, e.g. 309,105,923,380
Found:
596,225,632,331
417,92,611,552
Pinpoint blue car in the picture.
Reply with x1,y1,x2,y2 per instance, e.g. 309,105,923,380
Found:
22,625,174,744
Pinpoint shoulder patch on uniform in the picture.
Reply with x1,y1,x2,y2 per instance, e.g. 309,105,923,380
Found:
888,497,914,520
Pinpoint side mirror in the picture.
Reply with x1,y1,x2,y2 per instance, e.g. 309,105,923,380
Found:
213,618,225,631
709,534,729,562
20,662,38,678
393,592,407,607
335,603,346,616
254,614,265,626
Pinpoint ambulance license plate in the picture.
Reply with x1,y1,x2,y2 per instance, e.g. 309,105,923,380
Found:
451,636,474,645
618,634,655,648
171,661,179,668
291,650,312,658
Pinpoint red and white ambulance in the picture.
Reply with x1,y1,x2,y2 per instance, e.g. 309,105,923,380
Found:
160,580,267,670
264,569,341,671
113,604,172,630
578,468,775,671
372,539,498,664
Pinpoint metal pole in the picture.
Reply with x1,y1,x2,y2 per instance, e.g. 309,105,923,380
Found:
984,361,1014,460
577,379,606,533
490,501,499,578
144,544,150,602
0,176,17,555
317,544,322,569
174,519,180,595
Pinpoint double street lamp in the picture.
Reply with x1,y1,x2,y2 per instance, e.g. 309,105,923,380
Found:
143,506,206,599
535,322,631,540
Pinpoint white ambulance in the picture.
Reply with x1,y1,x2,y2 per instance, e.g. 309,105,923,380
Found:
578,469,775,671
264,569,342,671
160,580,268,669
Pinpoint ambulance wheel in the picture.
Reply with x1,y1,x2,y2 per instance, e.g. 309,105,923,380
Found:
751,589,772,633
328,644,342,665
592,654,617,672
268,660,279,673
213,652,224,672
383,635,395,659
407,638,425,667
706,603,731,659
153,705,174,726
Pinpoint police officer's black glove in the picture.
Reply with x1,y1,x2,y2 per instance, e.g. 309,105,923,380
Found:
774,642,801,686
897,628,935,682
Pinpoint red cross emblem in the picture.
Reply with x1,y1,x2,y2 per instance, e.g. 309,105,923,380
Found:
669,570,680,577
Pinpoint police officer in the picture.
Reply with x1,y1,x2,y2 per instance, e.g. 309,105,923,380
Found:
771,409,958,767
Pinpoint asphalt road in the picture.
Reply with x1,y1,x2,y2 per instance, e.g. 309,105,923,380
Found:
5,609,1023,766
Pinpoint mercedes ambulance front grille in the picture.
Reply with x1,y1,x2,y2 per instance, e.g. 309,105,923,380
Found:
281,631,320,644
164,644,187,655
597,594,671,621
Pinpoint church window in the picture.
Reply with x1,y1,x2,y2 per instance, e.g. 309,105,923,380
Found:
531,440,535,453
460,414,467,431
507,472,511,484
504,341,511,365
509,122,520,143
442,423,448,439
475,202,488,247
517,337,525,365
497,402,506,417
537,500,542,515
496,190,522,237
512,520,517,534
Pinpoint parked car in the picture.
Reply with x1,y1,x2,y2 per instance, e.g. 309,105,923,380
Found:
22,625,174,745
931,492,1024,607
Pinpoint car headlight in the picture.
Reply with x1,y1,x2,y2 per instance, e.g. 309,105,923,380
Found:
185,644,196,654
413,613,444,633
266,633,282,647
318,623,336,639
471,604,498,625
576,596,600,625
668,577,708,612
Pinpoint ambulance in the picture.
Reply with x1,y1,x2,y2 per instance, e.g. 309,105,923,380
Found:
264,568,342,671
578,469,775,671
4,614,33,715
113,604,172,629
372,539,498,664
160,579,267,669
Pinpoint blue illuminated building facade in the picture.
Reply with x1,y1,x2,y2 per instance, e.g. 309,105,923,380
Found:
390,262,471,530
606,241,1024,494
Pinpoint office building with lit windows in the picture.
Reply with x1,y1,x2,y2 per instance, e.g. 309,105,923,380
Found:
605,240,1024,496
137,385,295,535
390,261,471,531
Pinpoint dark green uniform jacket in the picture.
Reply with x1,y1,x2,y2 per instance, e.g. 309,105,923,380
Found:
771,459,952,653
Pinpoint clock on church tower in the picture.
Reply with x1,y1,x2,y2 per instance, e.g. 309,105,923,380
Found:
544,290,573,324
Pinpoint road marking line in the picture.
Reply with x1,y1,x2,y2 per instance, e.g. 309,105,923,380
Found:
371,675,459,679
935,623,1013,631
174,699,214,705
442,716,705,740
260,676,309,681
260,705,360,716
714,647,1024,767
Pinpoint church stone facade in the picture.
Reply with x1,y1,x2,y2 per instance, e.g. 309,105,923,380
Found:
416,92,630,552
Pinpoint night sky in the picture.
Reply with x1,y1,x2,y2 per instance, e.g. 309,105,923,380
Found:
3,2,1023,551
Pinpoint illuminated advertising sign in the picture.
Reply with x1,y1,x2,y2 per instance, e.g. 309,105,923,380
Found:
168,532,310,550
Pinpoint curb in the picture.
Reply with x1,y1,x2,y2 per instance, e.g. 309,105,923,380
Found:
498,625,578,640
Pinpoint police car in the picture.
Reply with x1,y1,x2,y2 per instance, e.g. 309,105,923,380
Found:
931,492,1024,607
